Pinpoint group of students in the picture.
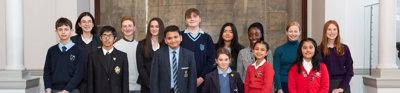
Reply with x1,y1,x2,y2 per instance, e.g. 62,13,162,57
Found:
43,8,353,93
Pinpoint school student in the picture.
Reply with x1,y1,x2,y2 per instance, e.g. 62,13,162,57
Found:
43,17,84,93
237,22,273,82
274,22,301,93
214,23,245,71
202,48,244,93
288,38,329,93
150,25,197,93
244,41,274,93
113,16,141,93
136,17,165,93
318,20,353,93
179,8,215,90
87,26,129,93
71,12,102,93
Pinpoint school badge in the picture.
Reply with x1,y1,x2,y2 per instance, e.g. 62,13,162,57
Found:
302,71,307,77
199,44,205,51
97,46,101,48
315,72,321,77
255,71,262,78
231,73,234,77
113,57,116,61
184,70,188,77
70,55,76,61
115,66,120,74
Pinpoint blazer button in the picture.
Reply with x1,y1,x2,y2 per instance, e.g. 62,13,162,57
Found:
107,78,110,80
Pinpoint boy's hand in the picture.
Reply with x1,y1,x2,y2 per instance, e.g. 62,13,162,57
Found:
197,77,204,87
278,89,283,93
46,90,51,93
57,90,68,93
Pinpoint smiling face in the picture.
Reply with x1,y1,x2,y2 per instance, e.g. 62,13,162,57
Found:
301,41,315,61
78,16,94,33
222,26,234,41
248,27,262,46
121,20,135,37
185,13,201,27
56,25,74,41
286,25,300,41
100,31,116,48
216,54,231,70
252,43,268,61
150,20,160,36
326,24,338,41
164,31,182,50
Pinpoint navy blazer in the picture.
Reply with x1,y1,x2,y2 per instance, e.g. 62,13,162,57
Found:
202,69,244,93
87,48,129,93
149,47,197,93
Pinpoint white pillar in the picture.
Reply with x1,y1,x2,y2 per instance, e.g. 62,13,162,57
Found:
377,0,398,69
5,0,25,70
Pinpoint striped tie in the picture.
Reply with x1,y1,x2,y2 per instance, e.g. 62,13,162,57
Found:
172,51,178,93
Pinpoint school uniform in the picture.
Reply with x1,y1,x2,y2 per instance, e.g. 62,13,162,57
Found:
149,46,197,93
201,67,244,93
321,44,353,93
136,39,164,93
71,34,102,93
179,29,215,79
87,47,129,93
114,38,141,92
244,59,274,93
43,41,84,93
288,60,329,93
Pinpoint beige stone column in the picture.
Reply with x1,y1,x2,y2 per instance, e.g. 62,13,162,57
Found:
0,0,40,92
363,0,400,93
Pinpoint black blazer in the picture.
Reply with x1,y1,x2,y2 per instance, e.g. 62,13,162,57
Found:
136,40,154,88
202,70,244,93
87,48,129,93
149,47,197,93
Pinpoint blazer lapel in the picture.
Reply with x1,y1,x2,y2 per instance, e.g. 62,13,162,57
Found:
211,70,220,92
229,72,236,93
110,51,117,74
163,48,171,85
97,49,110,75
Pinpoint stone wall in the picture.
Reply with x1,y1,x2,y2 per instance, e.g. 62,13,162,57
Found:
101,0,302,53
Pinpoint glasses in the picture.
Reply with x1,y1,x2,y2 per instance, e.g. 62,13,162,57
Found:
81,20,93,24
101,34,115,38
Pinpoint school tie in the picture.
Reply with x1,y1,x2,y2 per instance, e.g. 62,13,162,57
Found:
106,51,110,55
62,46,67,52
172,51,179,93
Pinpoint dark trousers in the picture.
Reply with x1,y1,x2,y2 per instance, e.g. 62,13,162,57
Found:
281,82,289,93
196,83,204,93
170,88,175,93
329,79,351,93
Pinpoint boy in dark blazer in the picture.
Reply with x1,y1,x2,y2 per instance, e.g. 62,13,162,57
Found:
150,25,197,93
202,48,244,93
43,17,84,93
87,26,129,93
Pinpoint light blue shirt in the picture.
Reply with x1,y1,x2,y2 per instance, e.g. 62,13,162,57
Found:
58,41,75,52
218,67,232,77
169,46,180,88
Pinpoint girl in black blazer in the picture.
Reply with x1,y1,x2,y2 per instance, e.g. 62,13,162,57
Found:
202,48,244,93
136,17,165,93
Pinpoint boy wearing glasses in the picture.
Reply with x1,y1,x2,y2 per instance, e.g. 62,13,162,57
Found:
43,17,84,93
87,26,129,93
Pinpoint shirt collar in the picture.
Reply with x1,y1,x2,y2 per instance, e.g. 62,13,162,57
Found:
102,47,114,55
122,37,134,42
217,67,232,77
252,59,266,69
81,34,93,44
58,41,75,51
183,28,204,34
168,46,180,54
151,39,160,51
